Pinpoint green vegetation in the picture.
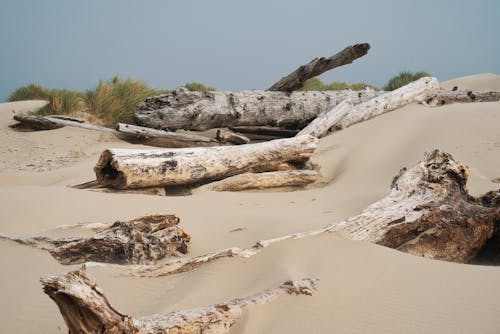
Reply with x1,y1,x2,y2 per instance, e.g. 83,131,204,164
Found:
184,82,216,92
300,77,379,91
8,84,84,115
383,71,430,91
85,76,166,126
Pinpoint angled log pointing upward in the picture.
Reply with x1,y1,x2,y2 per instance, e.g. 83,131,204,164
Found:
0,214,190,265
94,135,319,189
268,43,371,92
41,267,317,334
134,87,382,131
110,150,499,278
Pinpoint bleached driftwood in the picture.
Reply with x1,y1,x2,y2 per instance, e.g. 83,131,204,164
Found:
134,87,382,131
215,129,250,145
112,150,499,278
229,126,298,138
336,77,440,129
71,179,168,196
297,100,353,137
431,90,500,106
268,43,371,92
116,122,220,148
12,114,116,132
206,170,318,191
94,135,319,189
0,214,190,265
41,267,317,334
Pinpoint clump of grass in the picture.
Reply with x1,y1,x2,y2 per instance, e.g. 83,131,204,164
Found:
8,84,84,115
383,71,430,91
300,77,379,91
85,75,166,127
184,82,216,92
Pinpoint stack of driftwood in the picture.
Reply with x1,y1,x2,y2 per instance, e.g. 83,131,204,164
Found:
7,43,500,334
12,43,500,195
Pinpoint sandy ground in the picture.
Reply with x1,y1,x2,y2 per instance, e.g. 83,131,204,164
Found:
0,74,499,333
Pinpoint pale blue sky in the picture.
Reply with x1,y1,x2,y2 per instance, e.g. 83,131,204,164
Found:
1,0,499,100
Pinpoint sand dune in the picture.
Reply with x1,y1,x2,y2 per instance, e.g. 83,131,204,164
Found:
0,74,499,333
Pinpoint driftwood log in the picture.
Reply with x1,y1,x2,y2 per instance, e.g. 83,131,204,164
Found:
268,43,371,92
206,170,318,191
229,126,298,138
134,87,382,131
41,267,317,334
0,214,190,265
111,150,499,278
297,100,353,137
336,77,440,129
432,90,500,106
12,114,116,132
115,123,219,148
94,135,319,189
215,129,250,144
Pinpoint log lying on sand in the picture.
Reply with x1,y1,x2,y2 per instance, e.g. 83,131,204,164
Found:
12,114,115,132
432,90,500,106
114,150,498,278
0,214,190,265
134,87,382,131
336,77,440,129
268,43,371,92
94,135,319,189
206,170,318,191
115,122,220,148
41,267,317,334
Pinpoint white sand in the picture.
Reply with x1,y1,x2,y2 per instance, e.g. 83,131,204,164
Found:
0,74,499,333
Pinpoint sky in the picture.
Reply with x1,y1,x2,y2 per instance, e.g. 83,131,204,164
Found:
1,0,499,101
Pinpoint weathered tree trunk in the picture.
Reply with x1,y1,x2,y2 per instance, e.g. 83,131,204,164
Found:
116,123,220,148
215,129,250,144
297,100,353,137
431,90,500,106
94,135,319,189
268,43,371,92
12,114,116,132
0,214,190,265
229,126,298,138
336,77,440,129
206,170,317,191
134,87,382,131
41,268,316,334
115,150,499,278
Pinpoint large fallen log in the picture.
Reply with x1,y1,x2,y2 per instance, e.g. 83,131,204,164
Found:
115,122,220,148
111,150,499,278
134,87,382,131
268,43,371,92
432,90,500,106
41,267,317,334
0,214,190,265
336,77,440,129
94,135,319,189
206,170,318,191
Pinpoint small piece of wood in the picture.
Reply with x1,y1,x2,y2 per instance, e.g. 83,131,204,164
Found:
116,122,219,148
0,214,189,265
268,43,371,92
215,128,250,144
229,126,299,138
206,170,317,191
336,77,440,129
94,135,319,189
41,267,317,334
134,88,382,131
71,179,167,196
297,100,353,138
431,90,500,106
